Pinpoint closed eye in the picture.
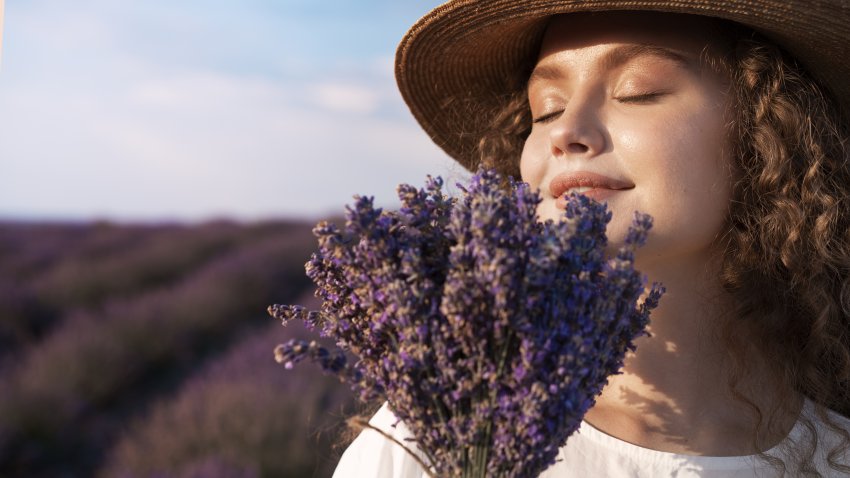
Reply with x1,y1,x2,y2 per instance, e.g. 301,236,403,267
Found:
533,91,666,123
532,110,564,124
616,92,666,104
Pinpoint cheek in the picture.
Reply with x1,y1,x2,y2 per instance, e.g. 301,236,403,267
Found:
519,132,548,190
650,110,732,252
666,104,731,196
623,105,732,253
620,99,729,191
520,133,566,222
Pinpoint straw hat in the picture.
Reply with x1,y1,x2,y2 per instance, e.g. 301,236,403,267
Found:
395,0,850,170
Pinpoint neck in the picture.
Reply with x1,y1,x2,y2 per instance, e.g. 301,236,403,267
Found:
584,250,803,456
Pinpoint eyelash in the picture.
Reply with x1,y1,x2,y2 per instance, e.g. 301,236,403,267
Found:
531,111,563,124
616,92,665,104
531,92,666,124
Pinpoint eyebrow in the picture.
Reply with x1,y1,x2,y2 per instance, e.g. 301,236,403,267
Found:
528,44,695,87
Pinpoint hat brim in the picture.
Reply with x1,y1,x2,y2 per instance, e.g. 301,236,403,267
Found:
395,0,850,170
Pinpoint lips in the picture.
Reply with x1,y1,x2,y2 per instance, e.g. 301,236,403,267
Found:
549,171,634,206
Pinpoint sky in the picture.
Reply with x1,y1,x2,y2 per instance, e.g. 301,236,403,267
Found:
0,0,472,222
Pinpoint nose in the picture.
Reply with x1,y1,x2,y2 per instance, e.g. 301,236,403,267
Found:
548,96,605,158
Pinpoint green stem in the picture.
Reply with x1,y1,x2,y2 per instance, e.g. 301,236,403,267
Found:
477,442,487,478
464,331,515,478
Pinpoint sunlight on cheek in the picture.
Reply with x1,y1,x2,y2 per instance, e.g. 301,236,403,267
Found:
615,129,641,152
519,140,548,189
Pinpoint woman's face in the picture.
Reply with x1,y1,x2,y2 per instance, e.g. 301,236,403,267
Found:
521,12,734,267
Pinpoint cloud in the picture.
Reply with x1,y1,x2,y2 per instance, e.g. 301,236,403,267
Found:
0,63,460,221
0,0,464,222
310,82,380,114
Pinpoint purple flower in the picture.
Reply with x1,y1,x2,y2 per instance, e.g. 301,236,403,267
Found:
271,169,664,477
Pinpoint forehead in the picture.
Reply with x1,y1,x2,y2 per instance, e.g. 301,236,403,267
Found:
537,11,725,63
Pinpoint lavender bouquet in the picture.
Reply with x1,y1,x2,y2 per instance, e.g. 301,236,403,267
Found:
270,169,664,477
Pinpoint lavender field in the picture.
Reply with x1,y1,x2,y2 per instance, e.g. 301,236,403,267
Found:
0,220,364,477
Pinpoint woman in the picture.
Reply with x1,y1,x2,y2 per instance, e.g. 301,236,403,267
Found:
334,1,850,476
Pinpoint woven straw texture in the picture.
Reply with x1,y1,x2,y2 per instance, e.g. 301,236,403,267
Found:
395,0,850,169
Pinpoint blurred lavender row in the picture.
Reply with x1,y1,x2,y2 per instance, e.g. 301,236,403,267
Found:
0,220,356,477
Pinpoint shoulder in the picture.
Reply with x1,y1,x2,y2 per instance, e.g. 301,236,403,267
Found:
793,400,850,471
332,401,430,478
814,403,850,445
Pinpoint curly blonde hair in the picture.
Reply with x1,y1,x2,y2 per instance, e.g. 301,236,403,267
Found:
473,20,850,477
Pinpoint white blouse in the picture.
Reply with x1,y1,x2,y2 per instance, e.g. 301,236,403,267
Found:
332,399,850,477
